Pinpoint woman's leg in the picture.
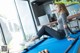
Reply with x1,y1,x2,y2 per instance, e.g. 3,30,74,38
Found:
37,25,65,39
30,25,47,41
30,25,65,41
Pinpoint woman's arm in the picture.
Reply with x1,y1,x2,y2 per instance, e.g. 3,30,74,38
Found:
51,21,57,24
61,13,75,40
47,21,57,27
61,13,69,37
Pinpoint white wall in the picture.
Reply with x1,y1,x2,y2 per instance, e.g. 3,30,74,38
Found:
0,0,25,52
15,0,37,37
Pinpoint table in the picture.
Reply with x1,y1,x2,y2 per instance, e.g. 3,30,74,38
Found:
22,31,80,53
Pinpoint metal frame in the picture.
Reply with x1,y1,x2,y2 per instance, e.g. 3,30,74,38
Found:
0,24,9,53
14,0,27,40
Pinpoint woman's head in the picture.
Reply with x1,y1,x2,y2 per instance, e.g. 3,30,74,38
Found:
54,3,69,16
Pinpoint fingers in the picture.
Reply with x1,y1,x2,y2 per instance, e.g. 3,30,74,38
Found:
67,37,75,41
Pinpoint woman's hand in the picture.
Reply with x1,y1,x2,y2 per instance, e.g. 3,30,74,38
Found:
47,21,57,27
67,36,75,41
63,24,67,29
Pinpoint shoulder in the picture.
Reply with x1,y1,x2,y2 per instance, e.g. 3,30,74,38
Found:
62,12,67,15
61,12,67,18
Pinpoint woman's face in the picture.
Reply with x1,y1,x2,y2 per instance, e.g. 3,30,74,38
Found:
55,5,61,13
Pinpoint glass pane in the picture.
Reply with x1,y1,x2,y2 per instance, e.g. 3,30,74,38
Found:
0,0,24,52
15,0,37,40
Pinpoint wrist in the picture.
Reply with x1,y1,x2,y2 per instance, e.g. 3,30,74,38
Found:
66,36,70,38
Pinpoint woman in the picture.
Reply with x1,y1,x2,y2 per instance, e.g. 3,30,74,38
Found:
29,3,75,42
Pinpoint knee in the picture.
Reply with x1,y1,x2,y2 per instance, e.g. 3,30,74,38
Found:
40,25,49,31
42,25,47,28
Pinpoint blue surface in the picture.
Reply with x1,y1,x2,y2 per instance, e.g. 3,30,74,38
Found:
22,31,80,53
68,37,80,53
